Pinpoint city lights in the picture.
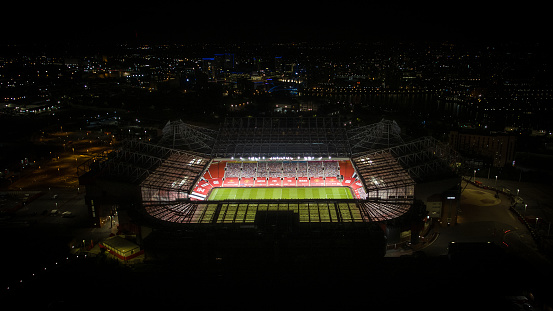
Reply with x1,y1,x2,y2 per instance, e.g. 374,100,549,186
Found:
1,18,552,309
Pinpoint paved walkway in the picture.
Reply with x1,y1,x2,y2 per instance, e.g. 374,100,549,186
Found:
474,176,553,221
388,179,551,270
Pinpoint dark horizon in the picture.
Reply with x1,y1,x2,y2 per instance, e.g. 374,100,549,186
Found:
1,3,549,46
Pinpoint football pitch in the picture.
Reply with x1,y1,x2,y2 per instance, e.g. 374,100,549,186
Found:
208,187,354,200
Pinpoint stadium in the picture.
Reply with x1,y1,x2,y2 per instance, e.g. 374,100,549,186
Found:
80,117,461,262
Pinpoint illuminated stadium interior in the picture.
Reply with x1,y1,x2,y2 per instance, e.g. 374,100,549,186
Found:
138,152,416,224
88,118,459,227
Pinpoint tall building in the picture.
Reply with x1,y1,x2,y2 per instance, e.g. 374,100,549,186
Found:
201,57,216,79
224,53,235,70
274,56,283,73
449,130,516,167
214,53,235,71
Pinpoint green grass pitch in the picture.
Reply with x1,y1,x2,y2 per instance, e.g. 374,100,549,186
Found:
207,187,354,200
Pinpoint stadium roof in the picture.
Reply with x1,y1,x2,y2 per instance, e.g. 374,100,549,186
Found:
140,151,208,194
348,119,404,153
89,118,460,190
354,136,461,182
81,117,462,226
91,140,210,191
156,118,459,180
351,151,415,194
158,120,217,154
210,117,351,158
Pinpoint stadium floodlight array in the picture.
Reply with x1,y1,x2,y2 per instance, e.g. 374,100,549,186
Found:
269,156,295,161
234,156,334,161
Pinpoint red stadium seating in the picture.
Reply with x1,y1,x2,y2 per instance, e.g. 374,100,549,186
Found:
283,177,296,187
339,160,355,177
196,160,367,200
268,177,282,186
297,177,309,186
223,177,239,187
349,180,364,190
210,178,222,187
342,178,353,186
310,177,325,186
193,180,212,194
325,177,340,186
207,161,225,179
240,177,255,187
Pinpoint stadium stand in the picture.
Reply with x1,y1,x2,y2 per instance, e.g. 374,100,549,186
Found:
297,161,307,176
351,151,415,200
268,162,283,177
242,162,257,178
140,149,209,202
86,118,459,237
257,162,269,178
144,201,198,223
255,178,267,186
268,177,282,186
324,161,340,177
283,177,297,186
240,177,255,187
297,176,309,186
225,162,242,178
282,161,297,177
192,160,371,199
310,177,325,186
308,161,323,178
324,177,340,186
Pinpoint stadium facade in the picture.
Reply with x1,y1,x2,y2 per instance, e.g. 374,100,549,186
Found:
79,117,461,261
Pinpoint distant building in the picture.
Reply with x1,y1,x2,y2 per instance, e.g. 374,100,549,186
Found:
274,56,283,73
449,130,516,167
214,53,235,71
223,53,235,70
416,178,461,226
200,57,216,79
426,194,442,218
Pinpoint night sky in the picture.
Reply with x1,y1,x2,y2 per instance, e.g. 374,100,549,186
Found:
1,3,548,45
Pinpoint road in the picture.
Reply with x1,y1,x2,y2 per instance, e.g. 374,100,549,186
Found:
477,176,553,226
421,181,550,268
6,129,114,190
2,188,116,247
0,187,118,294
